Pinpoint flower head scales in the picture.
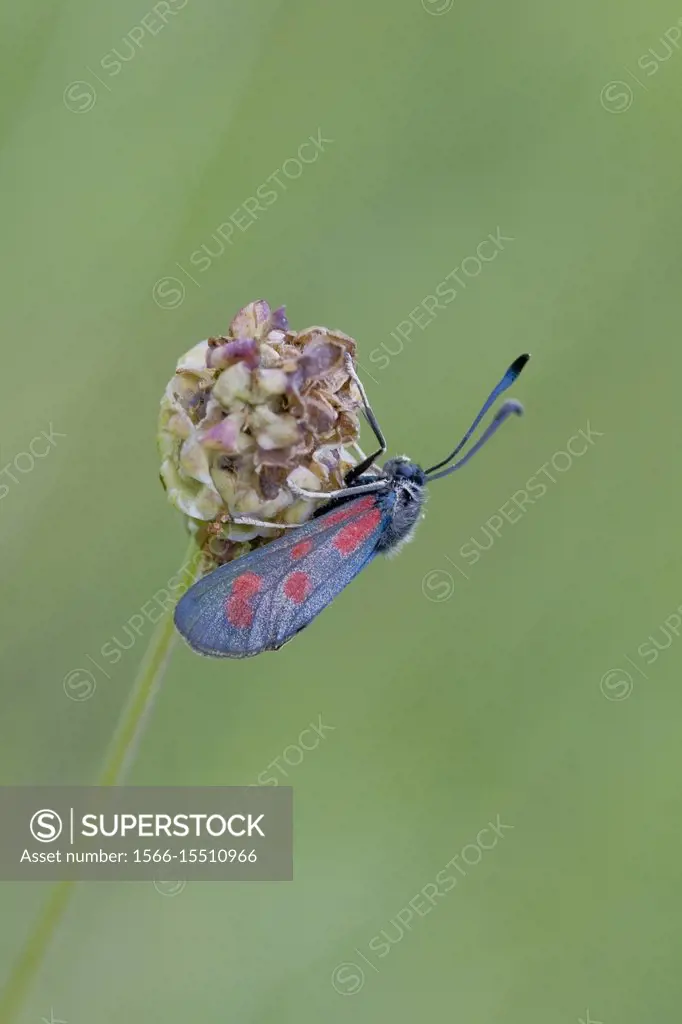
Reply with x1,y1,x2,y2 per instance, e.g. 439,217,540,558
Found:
159,300,363,571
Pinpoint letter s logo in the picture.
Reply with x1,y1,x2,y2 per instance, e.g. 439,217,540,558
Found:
30,809,63,842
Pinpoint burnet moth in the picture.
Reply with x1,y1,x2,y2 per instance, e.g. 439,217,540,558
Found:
174,353,529,657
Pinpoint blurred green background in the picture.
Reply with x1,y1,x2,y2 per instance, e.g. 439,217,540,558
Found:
2,0,682,1020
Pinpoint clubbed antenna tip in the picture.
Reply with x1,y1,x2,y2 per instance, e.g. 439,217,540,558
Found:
509,353,530,378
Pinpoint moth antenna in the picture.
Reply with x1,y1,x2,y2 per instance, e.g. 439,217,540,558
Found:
426,400,524,481
423,354,529,476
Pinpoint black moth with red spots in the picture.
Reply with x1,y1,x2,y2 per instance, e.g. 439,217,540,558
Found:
173,355,529,657
173,478,412,659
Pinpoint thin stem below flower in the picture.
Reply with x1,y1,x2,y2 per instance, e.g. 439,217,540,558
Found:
0,537,197,1024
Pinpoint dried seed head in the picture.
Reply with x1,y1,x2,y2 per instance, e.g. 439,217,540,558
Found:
158,300,363,570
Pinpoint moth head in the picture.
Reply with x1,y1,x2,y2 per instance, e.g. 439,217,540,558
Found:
383,457,427,487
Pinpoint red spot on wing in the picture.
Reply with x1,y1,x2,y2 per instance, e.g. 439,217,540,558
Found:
232,573,262,598
323,495,376,527
333,509,382,556
283,571,311,604
226,572,263,629
291,540,313,561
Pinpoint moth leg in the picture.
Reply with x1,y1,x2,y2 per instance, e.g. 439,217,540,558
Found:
230,514,305,530
344,353,388,484
289,480,387,501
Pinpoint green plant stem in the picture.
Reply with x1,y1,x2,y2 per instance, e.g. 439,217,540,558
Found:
0,537,196,1024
